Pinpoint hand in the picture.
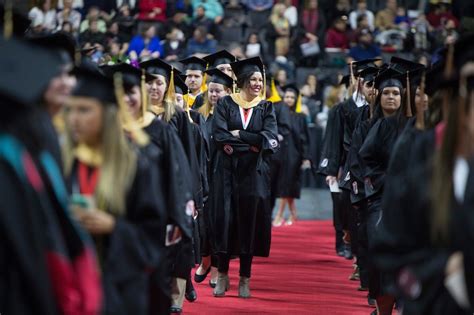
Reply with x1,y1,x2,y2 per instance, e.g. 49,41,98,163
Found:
153,7,162,14
230,130,240,138
74,209,116,235
170,226,182,244
214,16,223,24
140,49,150,57
446,251,463,277
301,159,311,170
148,12,156,18
326,175,337,186
277,134,284,141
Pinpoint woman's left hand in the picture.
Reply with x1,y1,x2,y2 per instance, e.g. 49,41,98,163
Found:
230,130,240,138
76,210,116,235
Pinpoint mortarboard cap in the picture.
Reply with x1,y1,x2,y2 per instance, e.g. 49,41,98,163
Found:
180,56,207,72
101,63,154,91
350,58,381,75
203,50,236,68
0,37,62,106
174,74,188,95
27,32,76,64
282,84,299,97
390,56,425,74
374,68,404,91
230,56,264,80
205,68,234,88
358,67,379,83
140,58,173,81
73,60,117,104
339,74,351,87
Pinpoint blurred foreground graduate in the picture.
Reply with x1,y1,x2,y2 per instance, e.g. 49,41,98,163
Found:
372,34,474,315
209,57,279,298
0,38,102,314
63,61,163,315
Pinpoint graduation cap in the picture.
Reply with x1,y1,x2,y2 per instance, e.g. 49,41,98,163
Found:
350,58,382,74
180,56,207,72
230,56,264,79
0,37,62,106
374,68,404,91
27,32,77,64
203,50,236,68
282,83,302,113
174,74,188,95
140,58,173,81
390,56,425,75
339,74,351,87
0,3,31,39
73,60,117,104
205,68,234,88
101,63,154,91
358,67,379,83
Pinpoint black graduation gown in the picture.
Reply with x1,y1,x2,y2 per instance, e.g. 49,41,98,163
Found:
349,118,372,204
191,93,204,110
209,96,278,257
67,153,163,315
269,101,291,206
277,111,310,198
318,103,344,177
373,157,474,315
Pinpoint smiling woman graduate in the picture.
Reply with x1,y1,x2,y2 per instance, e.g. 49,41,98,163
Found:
209,56,279,299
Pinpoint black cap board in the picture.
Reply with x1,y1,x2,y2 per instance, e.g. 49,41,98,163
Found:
0,37,62,106
180,56,207,72
203,50,236,68
282,84,300,98
174,74,188,95
374,68,404,91
358,66,379,83
140,58,173,81
390,56,425,75
205,68,234,88
73,60,116,104
101,63,154,91
230,56,264,80
339,74,350,87
350,58,381,74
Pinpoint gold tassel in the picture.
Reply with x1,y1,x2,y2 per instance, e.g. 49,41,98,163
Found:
113,73,149,147
444,42,454,79
141,69,148,119
405,72,412,117
349,61,356,95
267,78,282,102
200,63,208,93
262,67,266,99
3,0,13,40
165,67,176,104
416,71,426,130
295,93,302,113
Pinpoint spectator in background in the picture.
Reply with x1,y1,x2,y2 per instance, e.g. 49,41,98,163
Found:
349,0,374,31
80,6,107,33
228,41,247,59
191,0,224,25
246,0,274,31
112,5,136,42
128,23,163,62
163,27,187,61
275,68,288,95
245,32,263,58
29,0,57,33
113,0,139,13
325,15,350,50
375,0,397,31
427,1,459,30
60,20,75,35
138,0,167,22
283,0,298,27
105,21,129,57
348,28,381,61
394,6,410,33
186,26,217,56
412,14,433,52
349,14,371,45
80,18,106,53
56,0,82,33
191,6,217,38
435,18,459,48
57,0,83,10
329,0,351,26
268,3,291,57
164,10,192,40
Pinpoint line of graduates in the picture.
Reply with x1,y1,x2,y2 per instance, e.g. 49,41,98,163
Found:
0,6,291,314
319,32,474,314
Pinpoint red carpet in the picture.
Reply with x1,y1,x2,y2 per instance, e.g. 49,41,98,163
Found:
184,220,371,314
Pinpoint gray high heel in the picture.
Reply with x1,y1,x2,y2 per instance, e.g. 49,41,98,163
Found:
213,272,230,297
238,276,251,298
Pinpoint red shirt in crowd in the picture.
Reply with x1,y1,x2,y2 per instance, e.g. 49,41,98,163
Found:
138,0,167,22
325,28,349,49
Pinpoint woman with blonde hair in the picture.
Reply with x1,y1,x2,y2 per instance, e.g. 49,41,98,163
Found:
269,3,291,57
63,61,163,314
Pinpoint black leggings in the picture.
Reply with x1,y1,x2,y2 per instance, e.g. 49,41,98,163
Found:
218,253,253,278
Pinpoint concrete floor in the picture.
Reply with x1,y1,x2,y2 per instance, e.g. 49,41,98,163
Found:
271,188,333,221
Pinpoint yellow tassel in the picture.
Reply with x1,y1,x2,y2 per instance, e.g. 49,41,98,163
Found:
141,69,148,119
295,93,302,113
267,78,282,102
416,71,426,130
405,72,412,117
3,0,13,40
113,73,149,147
165,67,176,104
262,67,266,98
200,63,209,93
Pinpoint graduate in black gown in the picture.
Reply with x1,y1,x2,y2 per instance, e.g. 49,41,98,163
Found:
272,84,310,226
194,68,234,288
180,56,207,108
266,77,292,227
63,63,164,315
0,36,102,315
209,57,279,298
372,35,474,315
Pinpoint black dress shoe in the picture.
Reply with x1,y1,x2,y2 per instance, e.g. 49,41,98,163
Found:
170,306,182,314
185,280,197,302
209,279,216,288
368,296,376,307
194,266,211,283
344,246,353,260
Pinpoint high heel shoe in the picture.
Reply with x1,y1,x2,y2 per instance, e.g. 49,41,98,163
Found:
194,265,211,283
272,216,285,227
213,272,230,297
238,276,251,298
285,215,296,226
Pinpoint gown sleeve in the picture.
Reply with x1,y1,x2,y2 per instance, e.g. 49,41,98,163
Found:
275,101,291,138
258,101,279,153
318,104,343,177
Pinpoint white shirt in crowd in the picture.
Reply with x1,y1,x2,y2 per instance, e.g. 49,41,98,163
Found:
349,9,375,31
29,7,57,32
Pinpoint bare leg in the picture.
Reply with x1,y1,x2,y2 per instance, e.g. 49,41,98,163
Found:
272,198,287,227
196,255,211,276
285,198,297,225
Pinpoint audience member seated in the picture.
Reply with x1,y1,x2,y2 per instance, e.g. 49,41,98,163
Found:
186,26,217,56
375,0,397,31
138,0,167,22
128,23,164,62
191,6,218,38
325,15,350,51
56,0,82,33
80,6,107,33
348,28,381,61
29,0,57,33
427,1,459,30
349,0,374,31
246,0,274,31
191,0,224,25
245,32,263,58
105,21,129,57
163,27,187,61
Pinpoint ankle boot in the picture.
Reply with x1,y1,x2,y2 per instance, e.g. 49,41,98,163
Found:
238,276,251,298
213,272,229,297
